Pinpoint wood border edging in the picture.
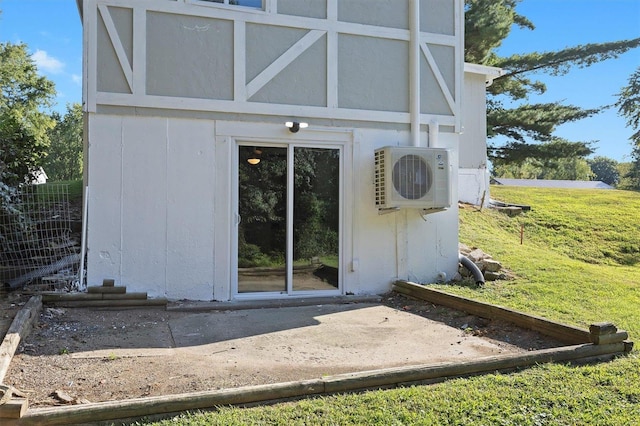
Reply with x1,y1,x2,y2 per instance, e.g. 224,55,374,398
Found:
4,288,633,425
13,342,628,425
393,280,592,344
0,296,42,384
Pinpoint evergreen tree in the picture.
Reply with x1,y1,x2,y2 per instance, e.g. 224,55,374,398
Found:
465,0,640,169
615,67,640,190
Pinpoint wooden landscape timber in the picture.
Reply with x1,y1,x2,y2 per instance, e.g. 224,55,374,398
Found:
0,296,42,384
0,296,41,420
588,322,632,347
393,280,594,344
589,322,619,335
42,298,168,309
0,397,28,420
6,342,631,426
1,288,634,425
40,281,167,309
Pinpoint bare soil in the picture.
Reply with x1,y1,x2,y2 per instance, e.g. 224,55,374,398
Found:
1,292,565,408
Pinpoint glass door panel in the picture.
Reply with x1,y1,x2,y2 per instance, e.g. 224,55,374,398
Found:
237,146,287,293
292,147,340,291
236,144,340,296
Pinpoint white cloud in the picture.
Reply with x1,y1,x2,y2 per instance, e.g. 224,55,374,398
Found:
31,49,65,74
72,74,82,86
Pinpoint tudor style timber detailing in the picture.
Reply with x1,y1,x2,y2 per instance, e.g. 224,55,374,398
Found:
82,0,463,129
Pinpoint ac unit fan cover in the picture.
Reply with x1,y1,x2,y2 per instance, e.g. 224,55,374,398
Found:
392,154,432,200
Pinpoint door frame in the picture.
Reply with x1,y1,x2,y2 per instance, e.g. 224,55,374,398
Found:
232,140,344,299
214,121,354,301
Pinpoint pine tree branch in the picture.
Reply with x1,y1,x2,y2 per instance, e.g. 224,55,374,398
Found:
496,38,640,80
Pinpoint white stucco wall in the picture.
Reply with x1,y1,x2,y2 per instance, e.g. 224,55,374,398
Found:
459,168,490,207
458,66,501,207
87,115,216,300
82,0,465,301
351,128,459,295
86,115,460,300
460,72,488,169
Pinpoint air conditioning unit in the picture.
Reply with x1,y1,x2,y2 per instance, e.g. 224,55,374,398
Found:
374,146,451,210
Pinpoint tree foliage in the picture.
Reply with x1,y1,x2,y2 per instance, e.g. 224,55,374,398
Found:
0,42,55,186
616,161,638,190
492,138,594,180
490,138,594,165
588,156,620,186
44,103,83,181
615,67,640,190
1,42,56,251
616,67,640,146
465,0,640,171
488,101,598,142
493,156,593,181
464,0,533,65
237,147,339,268
489,39,640,100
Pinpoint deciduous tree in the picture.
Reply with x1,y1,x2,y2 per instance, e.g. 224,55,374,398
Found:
492,139,594,180
0,41,56,256
44,103,83,181
588,156,620,186
0,42,55,186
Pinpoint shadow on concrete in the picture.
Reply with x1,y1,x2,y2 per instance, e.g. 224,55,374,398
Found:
22,295,565,359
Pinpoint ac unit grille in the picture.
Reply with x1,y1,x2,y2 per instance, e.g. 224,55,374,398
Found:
392,154,430,200
374,149,386,207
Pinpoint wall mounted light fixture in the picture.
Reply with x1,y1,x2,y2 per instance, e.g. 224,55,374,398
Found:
247,148,262,165
285,121,308,133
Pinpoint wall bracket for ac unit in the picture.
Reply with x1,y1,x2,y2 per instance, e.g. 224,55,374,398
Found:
420,207,448,218
378,207,401,215
422,207,447,215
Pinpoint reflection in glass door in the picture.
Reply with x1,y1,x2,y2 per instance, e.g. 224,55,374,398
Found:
292,147,339,291
237,144,340,295
237,146,288,293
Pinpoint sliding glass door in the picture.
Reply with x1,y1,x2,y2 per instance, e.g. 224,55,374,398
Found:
236,144,340,296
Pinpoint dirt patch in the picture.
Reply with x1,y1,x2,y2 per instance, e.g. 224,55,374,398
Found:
3,293,565,407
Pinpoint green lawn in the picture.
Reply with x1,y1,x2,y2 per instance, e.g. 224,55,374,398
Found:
36,179,83,202
445,186,640,334
138,186,640,425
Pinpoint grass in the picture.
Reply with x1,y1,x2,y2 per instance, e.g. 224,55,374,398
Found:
35,179,83,202
441,187,640,334
139,186,640,425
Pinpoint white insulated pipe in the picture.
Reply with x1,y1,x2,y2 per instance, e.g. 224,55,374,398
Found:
409,0,421,147
429,119,439,148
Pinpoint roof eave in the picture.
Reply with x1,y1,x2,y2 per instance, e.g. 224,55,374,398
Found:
76,0,83,21
464,62,504,86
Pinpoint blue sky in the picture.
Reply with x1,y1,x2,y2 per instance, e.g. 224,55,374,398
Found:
0,0,82,112
0,0,638,161
495,0,640,162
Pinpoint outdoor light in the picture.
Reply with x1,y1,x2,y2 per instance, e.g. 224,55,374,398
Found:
247,148,262,165
285,121,308,133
